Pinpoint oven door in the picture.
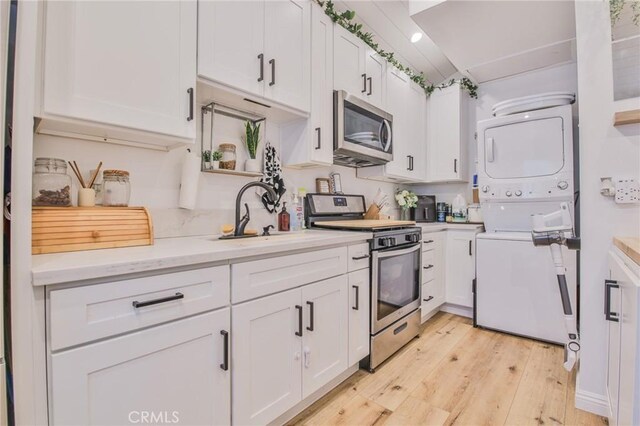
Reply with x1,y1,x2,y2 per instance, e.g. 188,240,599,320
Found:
334,90,393,164
371,243,421,334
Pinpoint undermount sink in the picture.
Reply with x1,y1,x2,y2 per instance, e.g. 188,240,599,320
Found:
205,232,310,242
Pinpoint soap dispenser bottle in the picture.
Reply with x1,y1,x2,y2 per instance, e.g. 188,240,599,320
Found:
278,202,290,232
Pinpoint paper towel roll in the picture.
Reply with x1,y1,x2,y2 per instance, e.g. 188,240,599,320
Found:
178,150,200,210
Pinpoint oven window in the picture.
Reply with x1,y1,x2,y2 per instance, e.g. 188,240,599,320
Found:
377,250,420,321
344,100,390,153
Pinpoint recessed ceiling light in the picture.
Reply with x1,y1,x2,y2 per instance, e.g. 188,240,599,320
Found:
410,32,423,43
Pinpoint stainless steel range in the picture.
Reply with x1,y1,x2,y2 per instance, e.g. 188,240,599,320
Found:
305,193,422,372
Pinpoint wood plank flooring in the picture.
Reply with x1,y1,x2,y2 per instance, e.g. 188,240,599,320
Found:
288,313,608,426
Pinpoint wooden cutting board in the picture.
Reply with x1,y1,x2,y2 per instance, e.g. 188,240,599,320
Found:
32,207,154,254
314,219,415,229
614,237,640,266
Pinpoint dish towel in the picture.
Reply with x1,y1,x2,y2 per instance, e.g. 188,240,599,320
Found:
260,142,286,213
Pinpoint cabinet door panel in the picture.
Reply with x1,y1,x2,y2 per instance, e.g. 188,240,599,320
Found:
445,231,475,308
427,84,462,181
302,276,349,398
348,269,370,365
232,289,302,425
43,1,196,139
383,67,410,179
51,310,230,426
365,50,386,108
333,25,366,96
409,82,427,181
264,0,310,111
198,1,264,97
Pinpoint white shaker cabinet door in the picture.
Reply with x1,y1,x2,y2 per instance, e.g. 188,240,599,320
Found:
445,230,476,308
333,24,366,96
50,310,231,426
301,275,349,399
232,289,302,425
42,1,196,140
364,49,386,109
383,67,411,179
264,0,311,112
198,1,265,98
348,268,370,365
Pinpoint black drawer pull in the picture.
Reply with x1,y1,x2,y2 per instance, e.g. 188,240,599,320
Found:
295,305,303,336
454,159,458,173
187,88,194,121
315,127,321,150
269,58,276,86
257,53,264,82
423,296,434,302
367,77,372,95
424,239,434,244
220,330,229,371
306,301,315,331
423,264,434,270
132,292,184,309
361,73,367,93
352,285,359,310
468,240,472,256
352,254,370,261
605,279,620,322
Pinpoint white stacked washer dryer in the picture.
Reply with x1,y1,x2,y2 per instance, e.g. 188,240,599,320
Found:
475,100,578,345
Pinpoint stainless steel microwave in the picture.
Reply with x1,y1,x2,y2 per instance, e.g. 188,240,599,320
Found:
333,90,393,167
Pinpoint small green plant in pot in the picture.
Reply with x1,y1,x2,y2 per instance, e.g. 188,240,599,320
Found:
202,150,212,170
243,121,261,173
211,150,222,170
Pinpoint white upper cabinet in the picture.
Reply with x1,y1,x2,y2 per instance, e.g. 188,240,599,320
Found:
407,81,428,181
364,49,387,108
40,1,197,147
333,25,367,97
198,0,310,113
198,1,265,99
384,67,410,178
426,83,469,182
281,2,334,168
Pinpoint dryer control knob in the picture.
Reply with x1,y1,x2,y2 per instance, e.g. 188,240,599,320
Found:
505,191,512,197
515,190,522,197
481,185,489,193
558,181,569,190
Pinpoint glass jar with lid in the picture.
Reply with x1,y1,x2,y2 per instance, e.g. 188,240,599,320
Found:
32,157,72,206
218,143,236,170
102,170,131,207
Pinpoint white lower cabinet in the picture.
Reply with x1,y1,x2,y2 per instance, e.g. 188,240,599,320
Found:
420,230,446,321
232,275,350,425
348,269,370,365
50,309,231,425
445,229,478,308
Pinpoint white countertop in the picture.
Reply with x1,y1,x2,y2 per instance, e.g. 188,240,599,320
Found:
419,222,485,232
31,230,373,286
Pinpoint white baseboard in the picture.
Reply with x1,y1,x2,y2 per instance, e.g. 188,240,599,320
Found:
440,303,473,318
575,387,609,417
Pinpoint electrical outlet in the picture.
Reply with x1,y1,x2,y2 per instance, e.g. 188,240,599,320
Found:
615,178,640,204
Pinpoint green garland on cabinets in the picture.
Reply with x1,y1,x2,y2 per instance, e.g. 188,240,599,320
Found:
610,0,640,26
315,0,478,98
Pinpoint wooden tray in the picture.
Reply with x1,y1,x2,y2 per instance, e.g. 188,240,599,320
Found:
32,207,154,255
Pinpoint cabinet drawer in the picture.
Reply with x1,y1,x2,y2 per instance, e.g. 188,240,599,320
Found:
421,282,440,315
49,266,230,351
422,250,435,283
232,247,348,303
422,235,437,252
348,243,370,272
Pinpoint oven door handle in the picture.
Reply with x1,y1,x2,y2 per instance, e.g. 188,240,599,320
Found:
375,243,421,258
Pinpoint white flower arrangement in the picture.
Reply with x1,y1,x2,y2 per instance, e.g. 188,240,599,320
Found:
395,189,418,210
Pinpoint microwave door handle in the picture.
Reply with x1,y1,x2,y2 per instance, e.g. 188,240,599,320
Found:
380,119,392,152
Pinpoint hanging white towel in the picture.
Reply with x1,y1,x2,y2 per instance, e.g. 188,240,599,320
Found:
178,149,200,210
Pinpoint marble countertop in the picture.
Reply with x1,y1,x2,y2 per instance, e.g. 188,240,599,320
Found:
614,237,640,266
32,230,373,286
418,222,485,232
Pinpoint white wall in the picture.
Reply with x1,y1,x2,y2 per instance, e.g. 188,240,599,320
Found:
574,0,640,414
413,62,578,205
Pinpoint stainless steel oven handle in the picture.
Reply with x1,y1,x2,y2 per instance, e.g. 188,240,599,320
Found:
375,243,421,259
380,119,392,153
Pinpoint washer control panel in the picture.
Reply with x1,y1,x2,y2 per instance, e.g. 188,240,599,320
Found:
479,174,573,202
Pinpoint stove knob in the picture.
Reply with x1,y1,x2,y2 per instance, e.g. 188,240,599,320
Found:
515,190,522,197
505,191,512,197
481,185,489,193
405,234,413,242
389,237,396,246
558,181,569,190
379,238,388,247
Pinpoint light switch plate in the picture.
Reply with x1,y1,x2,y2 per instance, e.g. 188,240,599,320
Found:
615,178,640,204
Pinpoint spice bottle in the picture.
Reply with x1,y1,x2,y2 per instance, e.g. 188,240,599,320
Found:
278,202,290,232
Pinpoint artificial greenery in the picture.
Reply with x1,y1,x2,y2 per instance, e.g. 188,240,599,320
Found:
211,150,223,161
610,0,640,26
244,121,261,160
202,150,211,162
315,0,478,99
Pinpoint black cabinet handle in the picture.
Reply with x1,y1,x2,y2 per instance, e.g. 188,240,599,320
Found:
187,88,194,122
269,59,276,86
410,156,414,171
352,254,370,260
220,330,229,371
407,155,411,171
295,305,303,336
132,292,184,309
423,264,434,270
315,127,321,150
352,285,359,310
423,296,434,302
367,77,372,95
605,280,619,322
257,53,264,82
454,159,458,173
468,240,472,256
361,73,367,93
306,301,315,331
424,240,434,244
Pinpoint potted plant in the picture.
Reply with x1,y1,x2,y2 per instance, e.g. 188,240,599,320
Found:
202,150,212,170
211,150,222,170
395,189,418,221
243,121,261,172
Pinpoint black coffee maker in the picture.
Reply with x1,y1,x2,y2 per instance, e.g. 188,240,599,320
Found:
412,195,437,222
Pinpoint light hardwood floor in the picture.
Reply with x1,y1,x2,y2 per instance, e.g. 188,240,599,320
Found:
288,312,608,426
